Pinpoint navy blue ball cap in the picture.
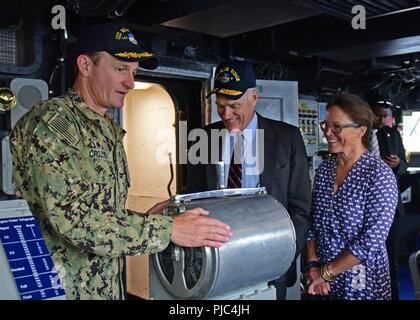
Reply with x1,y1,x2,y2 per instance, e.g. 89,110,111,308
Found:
76,22,158,70
206,59,256,100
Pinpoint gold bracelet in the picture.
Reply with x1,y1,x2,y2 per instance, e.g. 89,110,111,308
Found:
320,263,337,282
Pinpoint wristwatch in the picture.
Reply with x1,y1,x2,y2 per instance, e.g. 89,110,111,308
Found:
305,260,321,272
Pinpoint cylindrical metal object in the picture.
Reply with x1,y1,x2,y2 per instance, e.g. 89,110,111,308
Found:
152,188,296,299
215,161,225,189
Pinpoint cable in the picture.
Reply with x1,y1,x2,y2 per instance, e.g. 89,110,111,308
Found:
48,28,68,96
66,0,133,17
167,152,174,197
108,0,136,18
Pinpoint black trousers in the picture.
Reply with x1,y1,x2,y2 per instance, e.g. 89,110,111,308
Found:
268,259,299,300
386,215,400,300
269,274,287,300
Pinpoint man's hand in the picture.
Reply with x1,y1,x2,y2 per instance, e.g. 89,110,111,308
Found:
383,154,400,169
171,207,232,248
147,199,171,215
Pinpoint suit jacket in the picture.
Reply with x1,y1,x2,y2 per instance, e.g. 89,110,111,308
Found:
377,126,408,216
186,113,312,285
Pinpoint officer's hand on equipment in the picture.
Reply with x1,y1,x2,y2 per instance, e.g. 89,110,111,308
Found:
147,199,171,215
171,207,232,248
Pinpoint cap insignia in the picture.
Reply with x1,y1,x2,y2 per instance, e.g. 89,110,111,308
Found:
115,51,154,59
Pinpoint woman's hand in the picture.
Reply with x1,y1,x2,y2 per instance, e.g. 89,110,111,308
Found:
306,267,330,295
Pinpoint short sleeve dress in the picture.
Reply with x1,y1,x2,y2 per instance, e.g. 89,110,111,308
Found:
307,151,398,300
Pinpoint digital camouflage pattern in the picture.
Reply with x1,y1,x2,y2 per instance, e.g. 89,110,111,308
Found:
10,89,172,299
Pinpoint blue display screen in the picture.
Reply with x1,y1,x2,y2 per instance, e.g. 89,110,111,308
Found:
0,216,65,300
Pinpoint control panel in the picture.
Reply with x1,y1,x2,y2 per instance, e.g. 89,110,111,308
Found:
298,100,319,156
0,200,65,300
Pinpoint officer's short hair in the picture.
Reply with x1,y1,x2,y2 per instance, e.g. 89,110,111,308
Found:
72,52,102,77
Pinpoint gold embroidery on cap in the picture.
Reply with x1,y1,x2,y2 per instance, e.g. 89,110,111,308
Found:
115,51,154,58
217,88,243,95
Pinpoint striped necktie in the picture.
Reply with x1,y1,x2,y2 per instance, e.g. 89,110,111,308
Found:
227,134,242,188
371,129,380,158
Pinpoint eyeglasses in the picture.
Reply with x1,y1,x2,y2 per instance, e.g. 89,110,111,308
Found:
319,120,361,134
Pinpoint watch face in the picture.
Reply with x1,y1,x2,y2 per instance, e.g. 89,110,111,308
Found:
0,88,17,112
184,247,203,289
306,261,321,271
157,243,203,289
157,243,175,283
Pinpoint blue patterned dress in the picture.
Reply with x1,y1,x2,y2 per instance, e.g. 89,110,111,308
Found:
307,151,398,300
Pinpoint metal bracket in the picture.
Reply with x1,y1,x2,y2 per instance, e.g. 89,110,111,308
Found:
172,187,267,203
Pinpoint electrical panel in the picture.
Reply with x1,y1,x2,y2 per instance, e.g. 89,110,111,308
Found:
298,100,319,156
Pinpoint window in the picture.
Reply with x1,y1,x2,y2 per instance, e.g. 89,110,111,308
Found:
402,111,420,153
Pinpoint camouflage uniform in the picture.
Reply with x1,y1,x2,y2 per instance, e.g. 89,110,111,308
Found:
10,89,172,299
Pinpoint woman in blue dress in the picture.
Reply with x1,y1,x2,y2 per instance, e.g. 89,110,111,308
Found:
305,93,398,300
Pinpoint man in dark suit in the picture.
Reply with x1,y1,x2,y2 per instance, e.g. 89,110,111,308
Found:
186,59,311,299
371,102,408,300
